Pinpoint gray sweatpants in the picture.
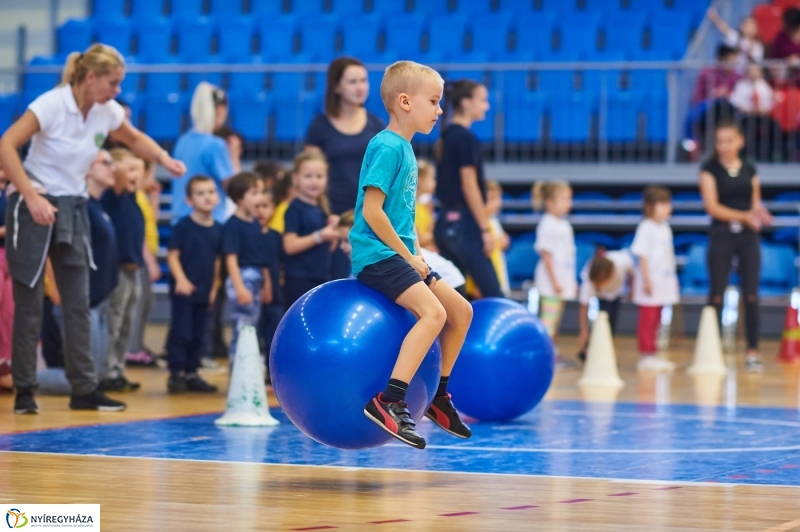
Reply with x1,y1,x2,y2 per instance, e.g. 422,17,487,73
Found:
126,266,153,355
104,268,141,381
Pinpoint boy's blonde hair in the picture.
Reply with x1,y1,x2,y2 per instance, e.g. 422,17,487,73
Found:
109,147,134,163
380,61,444,111
532,180,571,211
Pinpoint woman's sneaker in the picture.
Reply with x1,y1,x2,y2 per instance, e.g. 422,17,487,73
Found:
69,390,126,411
425,394,472,438
363,393,426,449
185,374,218,393
744,353,764,373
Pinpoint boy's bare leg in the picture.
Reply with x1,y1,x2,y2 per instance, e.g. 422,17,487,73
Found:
392,282,447,382
429,280,473,376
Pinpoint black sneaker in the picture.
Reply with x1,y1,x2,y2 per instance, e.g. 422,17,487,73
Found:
363,393,426,449
69,390,126,411
167,374,187,394
425,394,472,439
14,389,38,414
185,374,217,393
99,376,141,392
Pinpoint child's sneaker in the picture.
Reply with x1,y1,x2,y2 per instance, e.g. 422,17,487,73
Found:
363,393,426,449
637,355,675,373
425,394,472,439
167,374,187,394
744,353,764,373
185,374,218,393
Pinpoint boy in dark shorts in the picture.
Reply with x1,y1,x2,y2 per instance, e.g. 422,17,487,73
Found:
351,61,474,450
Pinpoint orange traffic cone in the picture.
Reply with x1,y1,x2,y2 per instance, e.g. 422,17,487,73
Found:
778,289,800,363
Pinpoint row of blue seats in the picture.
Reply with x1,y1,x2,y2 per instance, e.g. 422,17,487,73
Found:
505,191,800,203
58,8,697,65
91,0,708,21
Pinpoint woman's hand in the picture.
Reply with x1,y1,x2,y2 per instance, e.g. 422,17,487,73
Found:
319,225,339,242
743,210,763,232
753,203,774,227
24,192,57,225
160,154,186,177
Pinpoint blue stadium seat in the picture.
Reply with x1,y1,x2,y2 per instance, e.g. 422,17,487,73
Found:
576,242,596,280
251,0,287,17
504,91,546,142
186,62,224,94
142,92,185,141
627,0,668,11
771,228,799,247
57,20,92,58
271,72,307,97
218,17,255,61
170,0,204,19
340,14,382,60
506,238,539,289
760,243,797,296
96,18,133,57
229,69,266,95
575,232,619,249
673,232,707,255
120,64,142,98
298,15,340,61
472,90,497,141
604,12,646,55
258,16,297,61
230,91,270,141
537,69,575,94
550,91,595,143
22,57,61,107
384,13,425,59
119,92,143,129
672,191,701,202
619,232,635,249
413,0,456,14
605,91,641,142
273,93,321,141
573,191,611,201
364,68,389,120
136,19,173,63
92,0,127,20
210,0,244,19
427,13,469,59
0,94,18,134
176,17,213,63
556,13,601,59
620,191,642,201
649,11,692,60
679,243,708,295
774,191,800,202
290,0,325,15
644,90,667,142
131,0,165,20
370,0,408,14
514,12,556,57
331,0,368,14
144,58,182,96
470,12,512,59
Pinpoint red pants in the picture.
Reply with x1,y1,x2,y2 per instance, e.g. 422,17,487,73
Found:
637,305,662,354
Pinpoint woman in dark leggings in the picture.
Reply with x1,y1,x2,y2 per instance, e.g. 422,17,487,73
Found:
699,120,773,373
434,79,502,299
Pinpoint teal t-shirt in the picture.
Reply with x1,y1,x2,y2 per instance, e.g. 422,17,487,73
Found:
350,130,418,276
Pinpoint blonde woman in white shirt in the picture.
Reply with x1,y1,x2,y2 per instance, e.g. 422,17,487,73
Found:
0,44,186,414
532,180,576,339
630,187,679,372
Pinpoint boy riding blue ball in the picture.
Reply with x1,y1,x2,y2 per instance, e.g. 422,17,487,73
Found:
351,61,474,449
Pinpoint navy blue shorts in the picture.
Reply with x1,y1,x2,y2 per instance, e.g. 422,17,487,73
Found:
357,254,441,302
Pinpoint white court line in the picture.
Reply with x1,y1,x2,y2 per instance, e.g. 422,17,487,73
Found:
548,409,800,429
386,443,800,454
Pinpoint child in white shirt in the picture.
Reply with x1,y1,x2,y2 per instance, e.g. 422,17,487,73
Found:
707,9,764,71
533,180,576,339
631,187,679,372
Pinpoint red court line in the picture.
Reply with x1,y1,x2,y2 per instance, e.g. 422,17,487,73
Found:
728,474,750,479
756,469,777,474
609,492,637,497
440,512,479,517
780,464,799,469
291,527,337,531
369,520,411,525
559,499,593,504
502,505,540,510
653,486,682,490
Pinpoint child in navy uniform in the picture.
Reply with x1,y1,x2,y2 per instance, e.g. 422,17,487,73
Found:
166,175,223,393
255,190,284,369
282,151,339,308
222,172,265,360
352,61,474,449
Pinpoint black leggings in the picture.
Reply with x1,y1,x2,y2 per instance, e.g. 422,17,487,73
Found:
707,225,760,350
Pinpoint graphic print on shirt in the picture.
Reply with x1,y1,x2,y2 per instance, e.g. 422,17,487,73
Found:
404,167,417,213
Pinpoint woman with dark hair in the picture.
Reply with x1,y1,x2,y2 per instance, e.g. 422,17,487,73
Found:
433,79,501,299
699,120,772,373
305,56,385,279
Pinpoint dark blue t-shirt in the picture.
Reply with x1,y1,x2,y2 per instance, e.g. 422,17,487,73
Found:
0,190,7,248
101,190,145,267
168,216,223,303
88,198,119,307
283,198,330,281
259,228,283,306
222,216,264,269
304,112,385,215
436,124,487,210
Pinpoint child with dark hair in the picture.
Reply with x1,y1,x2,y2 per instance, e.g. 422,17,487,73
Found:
165,175,223,393
255,189,284,373
214,126,244,174
252,160,286,191
222,172,266,360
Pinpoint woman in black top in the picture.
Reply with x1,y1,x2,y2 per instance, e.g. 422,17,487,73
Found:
433,79,501,298
699,120,772,373
305,57,385,279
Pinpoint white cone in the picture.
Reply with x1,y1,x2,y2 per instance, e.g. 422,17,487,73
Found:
578,311,624,388
215,326,279,427
687,306,727,375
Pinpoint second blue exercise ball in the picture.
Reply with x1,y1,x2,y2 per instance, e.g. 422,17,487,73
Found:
270,279,441,450
449,298,554,422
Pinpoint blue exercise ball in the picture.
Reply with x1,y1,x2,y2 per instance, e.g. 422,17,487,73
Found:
449,298,554,422
270,279,442,450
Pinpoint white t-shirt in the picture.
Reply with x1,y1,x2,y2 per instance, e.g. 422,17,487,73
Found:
534,213,577,300
724,29,764,70
578,249,634,304
24,84,125,197
630,219,680,307
729,78,774,114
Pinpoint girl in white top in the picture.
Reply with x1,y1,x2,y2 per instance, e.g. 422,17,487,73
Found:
0,44,186,414
707,9,764,71
630,187,679,372
532,180,576,339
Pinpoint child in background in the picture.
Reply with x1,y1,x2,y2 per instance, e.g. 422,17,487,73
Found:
707,8,764,70
100,148,145,392
126,159,162,367
631,187,678,372
166,175,223,393
415,159,437,252
253,160,286,192
222,172,266,360
282,151,339,308
577,250,635,360
334,210,355,260
0,165,12,392
485,180,510,295
533,180,576,340
255,189,284,370
269,168,296,234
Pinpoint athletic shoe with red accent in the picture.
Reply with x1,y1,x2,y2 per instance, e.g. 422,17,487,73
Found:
425,394,472,439
363,393,426,449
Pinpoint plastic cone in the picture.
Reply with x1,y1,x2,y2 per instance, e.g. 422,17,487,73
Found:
578,311,624,388
778,291,800,363
687,306,727,375
215,326,279,427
